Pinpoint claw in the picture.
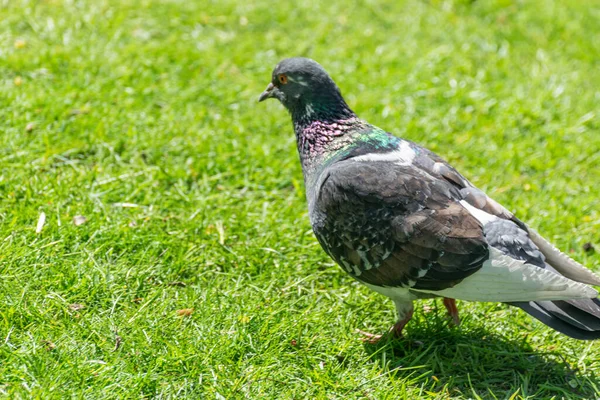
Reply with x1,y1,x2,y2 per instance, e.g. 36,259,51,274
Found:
356,329,386,344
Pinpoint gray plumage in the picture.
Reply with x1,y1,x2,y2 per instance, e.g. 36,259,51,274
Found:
259,57,600,340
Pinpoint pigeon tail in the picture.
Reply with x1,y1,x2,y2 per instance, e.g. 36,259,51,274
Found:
511,298,600,340
528,228,600,286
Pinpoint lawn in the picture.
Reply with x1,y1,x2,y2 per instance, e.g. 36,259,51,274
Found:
1,0,599,398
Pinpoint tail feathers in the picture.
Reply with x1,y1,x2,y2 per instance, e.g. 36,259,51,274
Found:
511,298,600,340
528,228,600,286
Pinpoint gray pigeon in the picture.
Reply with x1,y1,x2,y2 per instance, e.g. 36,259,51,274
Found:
259,57,600,340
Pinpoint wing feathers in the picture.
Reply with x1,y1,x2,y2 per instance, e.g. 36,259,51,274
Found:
528,228,600,286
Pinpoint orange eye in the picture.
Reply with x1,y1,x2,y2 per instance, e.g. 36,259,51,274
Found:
278,74,288,84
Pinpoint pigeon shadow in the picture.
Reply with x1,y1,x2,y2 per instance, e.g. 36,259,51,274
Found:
360,320,599,398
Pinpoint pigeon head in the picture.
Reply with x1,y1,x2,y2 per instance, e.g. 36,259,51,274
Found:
258,57,355,123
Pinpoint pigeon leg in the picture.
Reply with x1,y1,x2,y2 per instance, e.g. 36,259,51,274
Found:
357,301,414,343
443,297,460,326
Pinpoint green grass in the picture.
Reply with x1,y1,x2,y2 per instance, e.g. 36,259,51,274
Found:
1,0,599,398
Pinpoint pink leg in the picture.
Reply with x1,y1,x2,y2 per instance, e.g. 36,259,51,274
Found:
443,297,460,326
357,302,414,343
390,308,414,336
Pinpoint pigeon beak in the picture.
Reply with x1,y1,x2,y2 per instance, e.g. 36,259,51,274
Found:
258,82,275,102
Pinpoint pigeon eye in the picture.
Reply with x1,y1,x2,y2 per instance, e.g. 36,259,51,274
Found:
278,74,288,85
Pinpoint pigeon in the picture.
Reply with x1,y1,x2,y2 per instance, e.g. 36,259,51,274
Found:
258,57,600,341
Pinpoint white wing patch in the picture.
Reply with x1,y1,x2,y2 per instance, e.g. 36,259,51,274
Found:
412,248,598,302
352,141,416,166
460,200,498,225
461,200,600,287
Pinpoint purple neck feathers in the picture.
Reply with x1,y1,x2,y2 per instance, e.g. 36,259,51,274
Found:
294,117,364,173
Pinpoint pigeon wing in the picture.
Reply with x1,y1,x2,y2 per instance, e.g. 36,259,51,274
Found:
313,154,597,302
313,158,489,291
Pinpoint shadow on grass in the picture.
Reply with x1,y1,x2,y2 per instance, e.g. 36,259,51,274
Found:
361,323,599,398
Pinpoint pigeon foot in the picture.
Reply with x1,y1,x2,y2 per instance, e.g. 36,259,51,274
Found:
356,308,414,344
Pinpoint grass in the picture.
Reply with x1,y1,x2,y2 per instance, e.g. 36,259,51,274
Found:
1,0,599,398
